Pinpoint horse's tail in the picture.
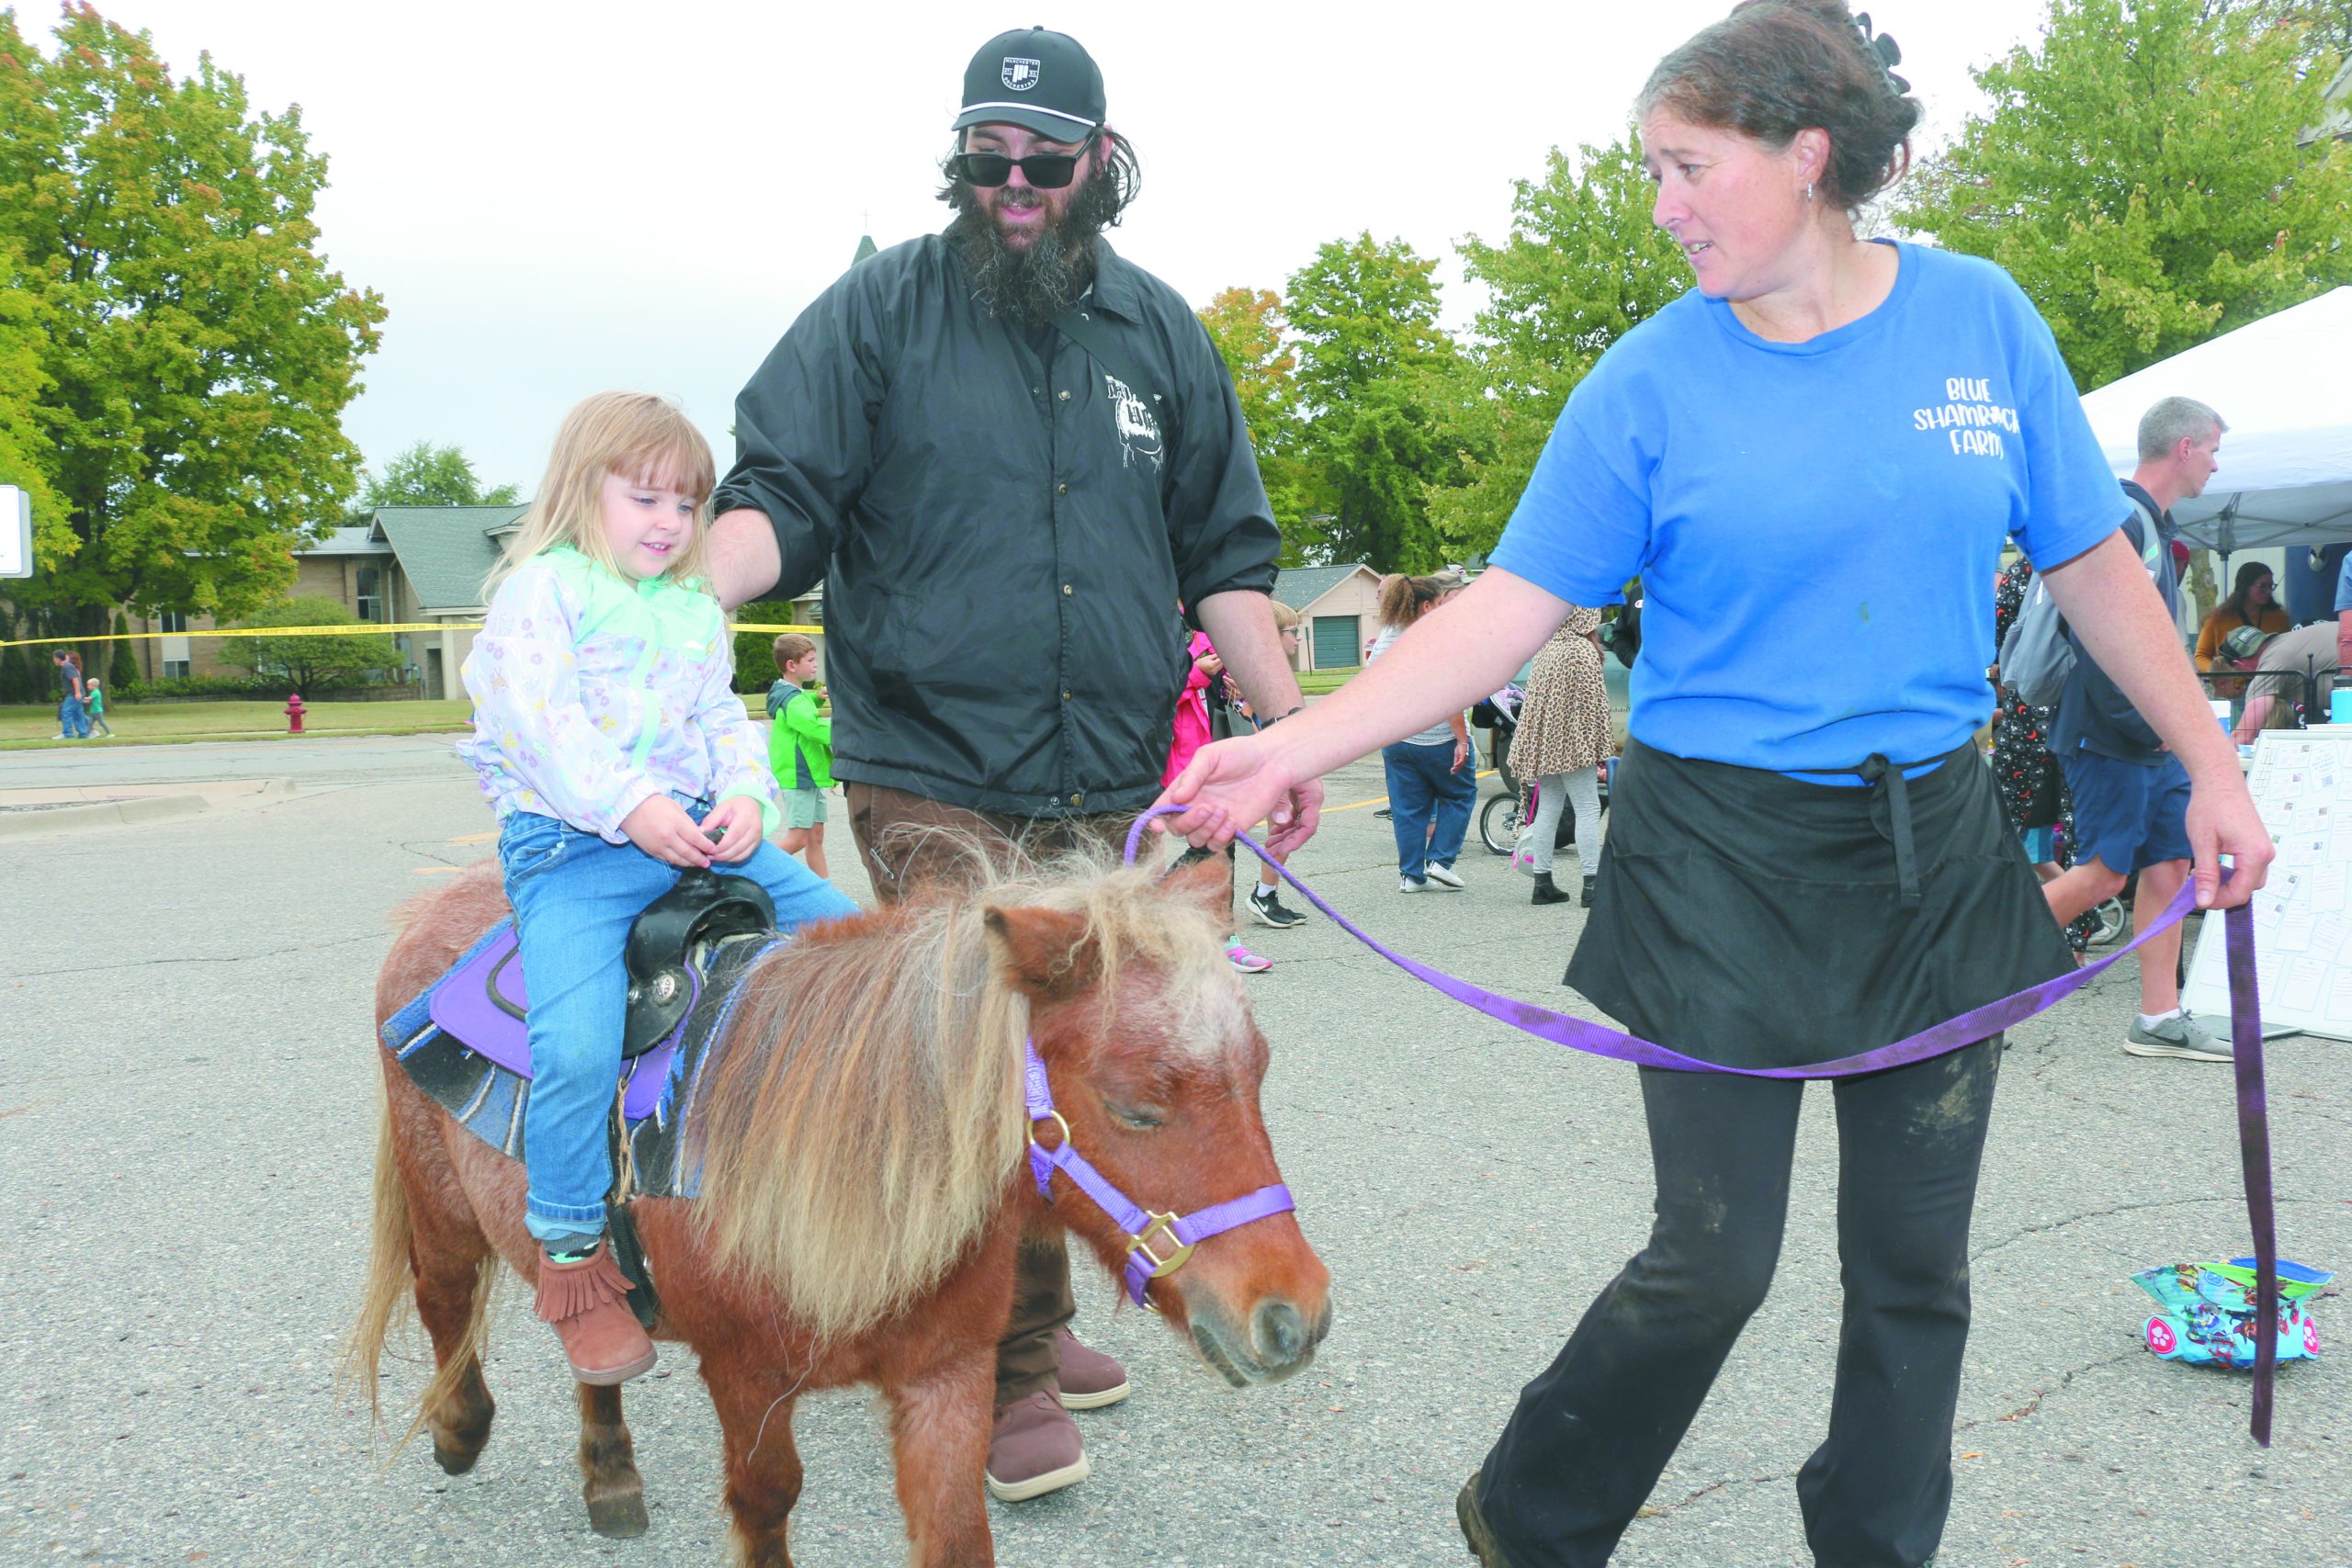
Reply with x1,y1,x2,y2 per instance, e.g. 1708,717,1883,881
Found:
340,1084,413,1428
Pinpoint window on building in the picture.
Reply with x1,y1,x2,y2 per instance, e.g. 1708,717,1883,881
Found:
163,659,192,678
356,565,384,624
160,610,188,634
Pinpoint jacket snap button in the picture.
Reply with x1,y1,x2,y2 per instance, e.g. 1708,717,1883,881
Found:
1070,793,1084,807
1057,482,1069,495
1058,389,1070,400
1062,583,1073,596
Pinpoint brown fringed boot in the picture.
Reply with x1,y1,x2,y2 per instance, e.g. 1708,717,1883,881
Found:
535,1242,657,1385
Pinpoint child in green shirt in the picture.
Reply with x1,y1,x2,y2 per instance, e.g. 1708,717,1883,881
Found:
765,634,832,879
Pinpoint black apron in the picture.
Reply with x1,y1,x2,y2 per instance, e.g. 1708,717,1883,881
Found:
1566,737,2074,1070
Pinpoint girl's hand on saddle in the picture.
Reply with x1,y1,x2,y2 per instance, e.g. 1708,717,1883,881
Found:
623,795,715,869
703,795,765,864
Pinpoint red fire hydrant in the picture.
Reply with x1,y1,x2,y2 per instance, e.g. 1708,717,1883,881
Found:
285,692,307,735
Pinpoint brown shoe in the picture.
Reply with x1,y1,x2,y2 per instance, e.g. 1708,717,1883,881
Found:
534,1246,656,1386
1456,1471,1513,1565
1053,1327,1130,1410
985,1390,1090,1502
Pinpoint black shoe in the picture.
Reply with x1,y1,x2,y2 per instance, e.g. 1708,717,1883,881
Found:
1579,874,1598,908
1374,805,1392,819
1249,888,1306,929
1529,872,1570,906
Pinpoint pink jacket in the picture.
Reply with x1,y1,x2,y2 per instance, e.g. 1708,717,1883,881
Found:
1163,631,1216,788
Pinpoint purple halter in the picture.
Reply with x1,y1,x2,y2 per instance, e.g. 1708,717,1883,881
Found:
1126,807,2281,1444
1023,1043,1295,1309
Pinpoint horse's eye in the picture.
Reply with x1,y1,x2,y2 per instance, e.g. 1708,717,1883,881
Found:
1109,1105,1164,1131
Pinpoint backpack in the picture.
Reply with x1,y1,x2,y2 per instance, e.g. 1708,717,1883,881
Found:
1602,601,1641,669
1998,494,2167,707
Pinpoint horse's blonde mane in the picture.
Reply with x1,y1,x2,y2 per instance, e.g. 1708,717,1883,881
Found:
687,842,1236,1343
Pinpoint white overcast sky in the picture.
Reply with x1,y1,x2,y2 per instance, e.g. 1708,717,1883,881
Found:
67,0,2063,497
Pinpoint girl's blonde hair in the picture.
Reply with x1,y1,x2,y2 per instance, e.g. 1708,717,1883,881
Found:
484,392,718,598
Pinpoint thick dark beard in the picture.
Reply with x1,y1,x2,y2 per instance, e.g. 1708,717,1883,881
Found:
944,165,1120,328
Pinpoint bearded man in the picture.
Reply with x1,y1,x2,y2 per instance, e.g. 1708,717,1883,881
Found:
702,27,1319,1501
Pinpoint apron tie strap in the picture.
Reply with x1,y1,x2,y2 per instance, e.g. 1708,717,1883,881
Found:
1860,753,1922,908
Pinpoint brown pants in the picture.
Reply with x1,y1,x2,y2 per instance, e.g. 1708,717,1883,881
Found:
844,779,1129,1404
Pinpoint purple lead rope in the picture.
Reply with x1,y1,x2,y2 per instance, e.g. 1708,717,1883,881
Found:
1129,807,2279,1443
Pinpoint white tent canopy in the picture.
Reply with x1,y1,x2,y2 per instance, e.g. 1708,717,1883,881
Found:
2078,287,2352,552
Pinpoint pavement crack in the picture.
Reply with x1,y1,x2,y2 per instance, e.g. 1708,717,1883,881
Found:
1635,1468,1800,1518
1956,1348,2140,1429
12,931,382,978
1969,1196,2233,1260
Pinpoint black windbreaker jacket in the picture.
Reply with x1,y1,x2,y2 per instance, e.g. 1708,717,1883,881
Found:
714,235,1280,818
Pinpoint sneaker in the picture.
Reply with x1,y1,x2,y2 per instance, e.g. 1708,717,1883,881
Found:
2124,1012,2233,1062
534,1245,657,1385
1248,888,1305,929
986,1390,1090,1501
1374,805,1392,818
1424,862,1465,890
1399,875,1428,894
1053,1328,1130,1409
1225,937,1272,974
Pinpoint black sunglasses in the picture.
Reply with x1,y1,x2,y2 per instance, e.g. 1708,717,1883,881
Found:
950,132,1098,190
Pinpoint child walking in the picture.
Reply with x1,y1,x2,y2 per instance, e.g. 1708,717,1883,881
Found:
458,392,858,1385
766,633,831,878
85,676,116,738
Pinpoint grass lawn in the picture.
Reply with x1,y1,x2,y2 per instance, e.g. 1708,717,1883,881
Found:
1298,668,1357,695
1,698,477,750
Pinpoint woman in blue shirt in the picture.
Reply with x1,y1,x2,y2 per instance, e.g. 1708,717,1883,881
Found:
1159,3,2270,1563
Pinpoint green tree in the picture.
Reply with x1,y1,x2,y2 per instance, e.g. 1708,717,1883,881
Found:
219,595,398,691
1196,286,1317,557
1283,233,1463,570
0,6,387,628
1899,0,2352,390
729,602,808,696
107,609,136,689
1426,137,1690,561
360,440,520,509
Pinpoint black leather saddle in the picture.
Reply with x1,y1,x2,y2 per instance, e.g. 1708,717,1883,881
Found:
619,869,776,1057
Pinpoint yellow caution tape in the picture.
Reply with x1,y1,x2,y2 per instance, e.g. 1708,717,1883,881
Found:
1,621,821,649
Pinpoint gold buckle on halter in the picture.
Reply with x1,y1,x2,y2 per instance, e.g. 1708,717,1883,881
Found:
1126,1211,1197,1280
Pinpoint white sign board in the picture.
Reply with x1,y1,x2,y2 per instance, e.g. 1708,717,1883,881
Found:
2184,724,2352,1041
0,485,28,579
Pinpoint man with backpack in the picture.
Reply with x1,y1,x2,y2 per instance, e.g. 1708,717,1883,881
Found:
2039,397,2229,1062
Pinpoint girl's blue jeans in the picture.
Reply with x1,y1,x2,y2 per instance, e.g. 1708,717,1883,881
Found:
497,796,858,1246
1383,740,1474,879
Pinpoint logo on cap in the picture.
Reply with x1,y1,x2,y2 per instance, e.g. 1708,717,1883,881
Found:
1002,56,1041,90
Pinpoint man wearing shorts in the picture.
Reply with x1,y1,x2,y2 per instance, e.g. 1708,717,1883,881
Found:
2041,396,2229,1061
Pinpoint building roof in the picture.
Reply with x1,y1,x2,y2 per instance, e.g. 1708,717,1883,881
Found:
368,504,527,613
301,525,394,557
854,233,878,264
1272,564,1378,613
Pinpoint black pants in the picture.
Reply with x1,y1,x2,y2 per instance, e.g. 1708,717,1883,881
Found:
1476,1037,2003,1568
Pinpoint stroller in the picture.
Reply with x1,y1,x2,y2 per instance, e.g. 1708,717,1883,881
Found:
1472,682,1610,857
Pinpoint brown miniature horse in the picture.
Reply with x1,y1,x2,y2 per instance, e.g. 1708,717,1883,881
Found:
346,852,1330,1566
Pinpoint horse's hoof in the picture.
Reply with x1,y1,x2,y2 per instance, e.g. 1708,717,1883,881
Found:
588,1491,650,1539
431,1442,480,1477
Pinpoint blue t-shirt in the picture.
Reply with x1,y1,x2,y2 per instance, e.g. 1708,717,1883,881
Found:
1490,242,2127,774
2331,550,2352,615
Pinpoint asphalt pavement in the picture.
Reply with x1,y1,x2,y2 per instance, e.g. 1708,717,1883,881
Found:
2,732,2346,1566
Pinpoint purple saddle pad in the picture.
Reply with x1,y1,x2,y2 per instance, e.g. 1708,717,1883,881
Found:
426,922,683,1122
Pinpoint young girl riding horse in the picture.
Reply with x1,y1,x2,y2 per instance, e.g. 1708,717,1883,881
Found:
458,391,855,1385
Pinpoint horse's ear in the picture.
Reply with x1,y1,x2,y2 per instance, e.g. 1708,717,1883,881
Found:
983,905,1099,998
1164,852,1234,924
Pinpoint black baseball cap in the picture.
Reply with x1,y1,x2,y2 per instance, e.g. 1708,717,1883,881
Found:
952,28,1104,145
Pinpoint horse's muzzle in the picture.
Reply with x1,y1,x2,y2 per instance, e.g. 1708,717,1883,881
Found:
1187,1294,1330,1388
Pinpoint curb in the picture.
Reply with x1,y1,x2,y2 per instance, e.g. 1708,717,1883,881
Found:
0,792,209,838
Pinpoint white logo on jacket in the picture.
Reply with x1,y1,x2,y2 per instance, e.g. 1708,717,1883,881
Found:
1002,57,1041,90
1103,373,1164,470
